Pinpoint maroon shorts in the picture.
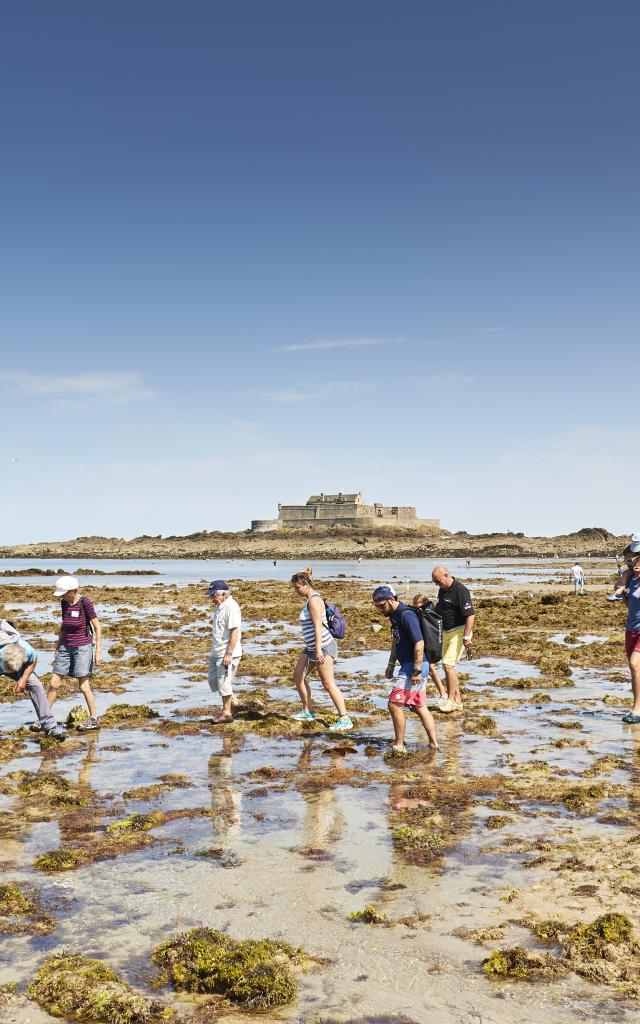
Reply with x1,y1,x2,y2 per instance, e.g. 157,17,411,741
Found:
388,687,427,708
625,630,640,658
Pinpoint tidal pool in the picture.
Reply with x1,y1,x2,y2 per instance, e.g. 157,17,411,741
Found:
1,575,639,1023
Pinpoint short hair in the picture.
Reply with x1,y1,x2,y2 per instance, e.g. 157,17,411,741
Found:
2,642,27,673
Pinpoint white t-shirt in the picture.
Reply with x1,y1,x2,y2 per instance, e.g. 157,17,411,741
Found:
571,565,584,581
211,596,242,659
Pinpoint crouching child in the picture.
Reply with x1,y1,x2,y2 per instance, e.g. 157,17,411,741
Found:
0,621,65,741
372,585,439,753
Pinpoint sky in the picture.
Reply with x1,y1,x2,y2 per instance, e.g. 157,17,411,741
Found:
0,0,638,544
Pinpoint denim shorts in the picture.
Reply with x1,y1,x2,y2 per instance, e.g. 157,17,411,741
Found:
53,643,94,679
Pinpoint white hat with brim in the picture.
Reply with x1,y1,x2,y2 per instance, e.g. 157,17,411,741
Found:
54,575,79,597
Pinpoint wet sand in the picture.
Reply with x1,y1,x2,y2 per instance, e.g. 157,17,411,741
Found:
1,572,639,1023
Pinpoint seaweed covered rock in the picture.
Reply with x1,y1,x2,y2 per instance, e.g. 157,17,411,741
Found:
108,641,126,658
564,913,634,961
65,705,89,727
101,703,159,726
29,952,169,1024
483,946,567,981
33,847,88,873
464,716,498,736
0,882,55,935
348,905,389,925
537,651,572,677
151,927,305,1010
106,813,163,836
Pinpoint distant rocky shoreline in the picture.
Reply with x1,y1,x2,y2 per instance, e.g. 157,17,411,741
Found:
0,526,624,561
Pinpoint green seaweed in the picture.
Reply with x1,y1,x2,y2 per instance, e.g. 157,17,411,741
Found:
483,946,567,981
150,927,305,1010
33,847,88,873
66,705,89,727
101,704,159,726
29,952,169,1023
465,716,498,736
106,813,163,835
564,913,634,960
348,905,389,924
485,815,512,830
563,783,607,813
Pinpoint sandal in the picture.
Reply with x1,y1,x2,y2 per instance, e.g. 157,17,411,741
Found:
217,714,234,724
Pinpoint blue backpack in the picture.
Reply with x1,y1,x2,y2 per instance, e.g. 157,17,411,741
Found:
324,601,346,640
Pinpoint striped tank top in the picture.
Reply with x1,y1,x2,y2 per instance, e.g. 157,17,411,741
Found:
299,592,332,652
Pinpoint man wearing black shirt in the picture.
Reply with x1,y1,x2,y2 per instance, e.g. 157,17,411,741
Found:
431,566,475,713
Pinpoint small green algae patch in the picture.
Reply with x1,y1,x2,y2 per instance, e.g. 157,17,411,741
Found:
563,784,607,813
106,813,164,835
537,651,572,677
101,703,159,726
483,947,567,981
108,642,126,658
0,882,56,935
485,815,512,830
348,905,389,925
464,716,498,736
123,775,193,800
29,952,170,1023
65,705,89,727
33,847,88,873
151,927,306,1010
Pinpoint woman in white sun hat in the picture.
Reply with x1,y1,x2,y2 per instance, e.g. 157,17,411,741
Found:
47,576,102,730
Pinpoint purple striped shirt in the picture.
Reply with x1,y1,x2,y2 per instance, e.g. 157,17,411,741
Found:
60,596,96,647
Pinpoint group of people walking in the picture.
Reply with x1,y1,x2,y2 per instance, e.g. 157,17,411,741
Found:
2,547,640,742
208,565,475,751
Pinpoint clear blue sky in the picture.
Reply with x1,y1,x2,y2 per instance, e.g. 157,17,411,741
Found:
1,0,637,543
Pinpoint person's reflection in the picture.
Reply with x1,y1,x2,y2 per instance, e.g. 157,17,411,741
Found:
41,733,101,847
296,739,346,856
208,735,244,838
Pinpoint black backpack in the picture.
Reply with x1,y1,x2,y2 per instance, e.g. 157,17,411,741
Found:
402,602,443,664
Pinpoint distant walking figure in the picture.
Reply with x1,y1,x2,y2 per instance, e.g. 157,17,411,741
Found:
570,563,585,596
290,568,352,731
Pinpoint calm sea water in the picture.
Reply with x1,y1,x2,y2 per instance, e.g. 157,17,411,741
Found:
0,555,604,588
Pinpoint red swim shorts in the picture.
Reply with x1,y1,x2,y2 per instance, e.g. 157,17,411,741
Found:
388,687,427,708
625,630,640,658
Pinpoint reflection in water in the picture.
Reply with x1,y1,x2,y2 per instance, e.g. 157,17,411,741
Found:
296,741,346,857
208,736,244,838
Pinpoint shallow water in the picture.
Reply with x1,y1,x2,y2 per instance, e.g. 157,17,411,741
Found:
0,554,617,588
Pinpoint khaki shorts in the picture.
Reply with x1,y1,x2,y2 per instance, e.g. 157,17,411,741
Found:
442,626,465,667
208,655,240,697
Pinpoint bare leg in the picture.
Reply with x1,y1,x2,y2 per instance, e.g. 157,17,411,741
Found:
46,673,62,708
388,701,406,747
220,693,235,719
630,652,640,715
443,664,462,705
414,705,439,748
78,678,97,718
293,652,313,712
316,656,347,716
429,664,446,698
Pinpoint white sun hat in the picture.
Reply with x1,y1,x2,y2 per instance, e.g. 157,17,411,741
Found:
53,575,79,597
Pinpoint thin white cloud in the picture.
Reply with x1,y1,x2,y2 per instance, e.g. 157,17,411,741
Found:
480,326,508,334
408,373,474,387
275,337,404,353
0,371,154,403
252,380,374,403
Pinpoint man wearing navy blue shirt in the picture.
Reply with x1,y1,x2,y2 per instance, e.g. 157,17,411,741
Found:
372,585,438,752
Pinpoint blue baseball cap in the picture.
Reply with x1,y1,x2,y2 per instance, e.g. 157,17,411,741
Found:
372,584,397,602
207,580,229,595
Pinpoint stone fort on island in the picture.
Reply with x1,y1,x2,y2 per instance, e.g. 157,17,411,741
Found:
250,492,439,533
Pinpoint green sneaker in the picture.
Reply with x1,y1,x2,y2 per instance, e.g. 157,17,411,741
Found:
328,715,353,732
291,710,317,721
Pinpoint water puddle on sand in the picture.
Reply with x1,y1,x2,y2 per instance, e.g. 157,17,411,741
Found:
2,586,640,1023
